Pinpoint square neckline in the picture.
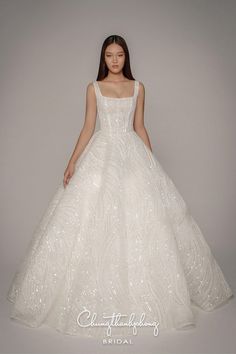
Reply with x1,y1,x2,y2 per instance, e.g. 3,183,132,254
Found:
96,80,137,100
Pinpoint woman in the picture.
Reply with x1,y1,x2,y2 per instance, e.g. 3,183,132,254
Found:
7,34,233,339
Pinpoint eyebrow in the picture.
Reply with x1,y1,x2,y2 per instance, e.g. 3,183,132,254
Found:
105,51,124,54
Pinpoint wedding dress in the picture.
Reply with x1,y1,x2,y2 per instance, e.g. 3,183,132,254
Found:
7,80,234,338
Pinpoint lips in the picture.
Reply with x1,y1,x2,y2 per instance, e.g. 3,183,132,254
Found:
112,65,119,67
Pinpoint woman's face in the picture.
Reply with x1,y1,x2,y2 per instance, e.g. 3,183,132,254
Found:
104,43,125,74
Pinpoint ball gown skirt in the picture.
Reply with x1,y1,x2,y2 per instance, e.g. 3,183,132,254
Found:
7,80,234,338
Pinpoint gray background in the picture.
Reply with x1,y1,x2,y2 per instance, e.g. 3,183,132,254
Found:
1,0,236,353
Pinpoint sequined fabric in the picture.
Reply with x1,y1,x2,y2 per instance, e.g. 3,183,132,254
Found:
7,80,233,338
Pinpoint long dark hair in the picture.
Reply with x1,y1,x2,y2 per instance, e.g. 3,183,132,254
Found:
96,35,135,81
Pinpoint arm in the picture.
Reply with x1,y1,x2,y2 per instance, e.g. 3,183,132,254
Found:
133,82,153,152
67,82,97,166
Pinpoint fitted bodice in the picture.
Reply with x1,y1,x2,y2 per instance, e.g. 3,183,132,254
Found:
93,80,139,136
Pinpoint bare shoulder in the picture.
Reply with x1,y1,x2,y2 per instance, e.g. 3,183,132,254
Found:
137,81,145,97
138,81,145,90
86,81,96,96
87,81,95,90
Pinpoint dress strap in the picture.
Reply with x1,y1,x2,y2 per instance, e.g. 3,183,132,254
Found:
134,80,139,98
93,81,100,98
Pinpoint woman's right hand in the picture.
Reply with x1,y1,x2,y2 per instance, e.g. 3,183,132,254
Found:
63,162,76,188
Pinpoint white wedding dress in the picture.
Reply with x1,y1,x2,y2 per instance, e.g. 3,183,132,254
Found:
7,80,233,338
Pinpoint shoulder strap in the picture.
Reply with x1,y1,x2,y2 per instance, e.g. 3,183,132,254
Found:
93,81,100,98
134,80,139,98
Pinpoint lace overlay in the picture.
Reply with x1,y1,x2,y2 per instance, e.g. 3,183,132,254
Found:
7,80,233,338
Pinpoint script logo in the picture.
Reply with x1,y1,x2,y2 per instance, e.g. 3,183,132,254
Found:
77,307,160,337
